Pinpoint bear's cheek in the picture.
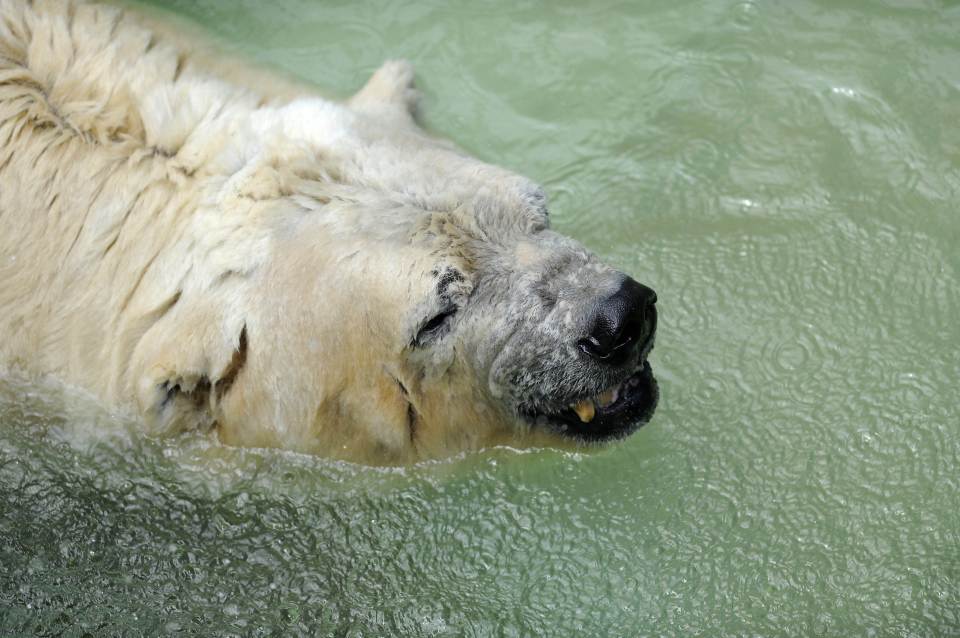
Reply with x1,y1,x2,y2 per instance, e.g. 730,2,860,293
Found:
351,376,417,454
305,377,414,462
414,380,515,449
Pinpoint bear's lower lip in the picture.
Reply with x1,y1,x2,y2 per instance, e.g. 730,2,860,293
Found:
521,361,658,443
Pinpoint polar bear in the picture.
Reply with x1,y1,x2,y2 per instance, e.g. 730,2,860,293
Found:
0,0,658,464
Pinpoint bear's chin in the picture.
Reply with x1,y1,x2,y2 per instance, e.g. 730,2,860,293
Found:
520,360,659,444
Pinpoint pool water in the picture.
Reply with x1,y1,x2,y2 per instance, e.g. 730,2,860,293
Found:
2,0,959,635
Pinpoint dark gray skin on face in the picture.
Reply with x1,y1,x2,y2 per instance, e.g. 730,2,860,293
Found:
406,192,658,443
487,236,625,407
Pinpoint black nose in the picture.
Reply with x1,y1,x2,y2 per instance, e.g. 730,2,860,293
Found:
578,277,657,364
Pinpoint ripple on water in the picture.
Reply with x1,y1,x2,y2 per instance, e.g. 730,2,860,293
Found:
730,1,761,31
740,317,834,407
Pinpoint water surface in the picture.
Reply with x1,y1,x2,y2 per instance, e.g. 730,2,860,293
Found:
2,0,959,635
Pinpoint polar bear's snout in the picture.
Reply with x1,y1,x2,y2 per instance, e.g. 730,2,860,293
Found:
578,277,657,367
496,261,660,445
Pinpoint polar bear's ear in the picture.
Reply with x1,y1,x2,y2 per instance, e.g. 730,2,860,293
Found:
132,302,249,435
348,59,420,121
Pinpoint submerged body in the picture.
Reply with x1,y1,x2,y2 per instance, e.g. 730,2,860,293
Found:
0,0,658,464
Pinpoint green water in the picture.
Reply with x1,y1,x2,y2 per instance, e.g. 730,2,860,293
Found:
2,0,959,635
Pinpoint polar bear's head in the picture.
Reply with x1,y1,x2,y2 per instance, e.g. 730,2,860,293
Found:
222,122,655,461
234,180,658,463
138,63,658,464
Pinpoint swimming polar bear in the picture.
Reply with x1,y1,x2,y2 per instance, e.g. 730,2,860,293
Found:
0,0,658,464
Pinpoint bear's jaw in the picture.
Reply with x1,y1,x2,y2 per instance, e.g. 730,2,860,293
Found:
517,355,658,444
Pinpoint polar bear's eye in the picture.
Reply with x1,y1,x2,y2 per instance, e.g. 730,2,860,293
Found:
414,306,458,347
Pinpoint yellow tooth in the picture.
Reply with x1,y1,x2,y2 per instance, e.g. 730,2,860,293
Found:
597,388,616,408
571,399,596,423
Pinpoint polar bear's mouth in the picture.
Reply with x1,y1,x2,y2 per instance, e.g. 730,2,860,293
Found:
520,359,658,443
